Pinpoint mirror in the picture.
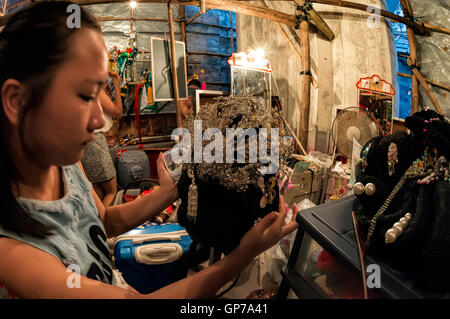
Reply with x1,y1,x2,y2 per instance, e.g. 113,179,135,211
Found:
231,67,271,111
357,75,396,136
228,51,272,111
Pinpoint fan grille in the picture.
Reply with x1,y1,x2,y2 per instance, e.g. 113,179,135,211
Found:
333,107,378,158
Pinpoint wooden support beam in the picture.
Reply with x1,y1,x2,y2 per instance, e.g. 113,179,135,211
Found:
229,11,234,54
181,0,298,27
186,9,209,25
400,0,419,115
168,1,182,128
97,16,184,22
187,50,229,57
310,0,430,36
407,57,444,115
2,0,294,28
398,72,450,92
260,0,318,88
10,0,446,36
299,14,311,150
130,5,134,36
199,0,206,14
180,5,186,43
282,113,307,156
2,0,8,16
180,4,188,75
294,0,334,40
423,22,450,36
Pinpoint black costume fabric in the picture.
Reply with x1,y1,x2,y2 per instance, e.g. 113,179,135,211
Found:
353,109,450,292
177,170,279,255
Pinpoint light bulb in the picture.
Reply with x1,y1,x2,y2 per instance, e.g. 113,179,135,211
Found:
130,1,137,9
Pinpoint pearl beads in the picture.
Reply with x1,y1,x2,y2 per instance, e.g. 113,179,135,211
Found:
364,183,376,196
385,212,412,244
354,182,365,195
353,182,376,196
385,229,398,244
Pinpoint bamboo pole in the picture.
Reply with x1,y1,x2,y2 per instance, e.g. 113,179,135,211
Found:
229,11,234,54
310,0,430,36
0,0,285,28
299,12,311,150
423,21,450,36
186,9,210,25
17,0,447,36
294,0,334,40
260,0,318,89
130,5,134,38
168,1,182,128
181,0,298,27
282,114,307,156
2,0,7,16
97,16,185,22
400,0,419,115
180,5,186,43
187,50,230,57
407,56,444,115
180,4,188,76
398,72,450,92
200,0,206,14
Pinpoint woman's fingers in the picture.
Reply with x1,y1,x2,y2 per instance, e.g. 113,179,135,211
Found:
281,221,299,238
278,195,286,214
291,203,299,222
257,212,278,232
281,203,299,237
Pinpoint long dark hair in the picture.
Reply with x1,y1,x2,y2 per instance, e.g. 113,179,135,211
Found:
0,2,101,238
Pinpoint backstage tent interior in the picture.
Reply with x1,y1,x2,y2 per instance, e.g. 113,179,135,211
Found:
0,0,449,299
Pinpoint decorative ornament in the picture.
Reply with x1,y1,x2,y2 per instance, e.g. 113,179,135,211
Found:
364,183,376,196
387,143,398,176
366,171,409,246
187,166,198,223
354,182,365,195
385,212,412,244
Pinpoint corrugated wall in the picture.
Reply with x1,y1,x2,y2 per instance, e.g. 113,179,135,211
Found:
410,0,450,118
237,0,398,153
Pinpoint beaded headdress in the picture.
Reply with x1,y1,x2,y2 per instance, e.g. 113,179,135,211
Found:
180,95,293,222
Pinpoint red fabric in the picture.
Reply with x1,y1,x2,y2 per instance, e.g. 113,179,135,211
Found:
133,83,144,145
316,250,366,299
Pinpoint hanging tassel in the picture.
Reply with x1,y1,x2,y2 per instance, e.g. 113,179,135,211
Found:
187,167,198,223
133,83,143,144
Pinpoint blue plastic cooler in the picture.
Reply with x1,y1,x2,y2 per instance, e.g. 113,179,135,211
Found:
113,222,193,294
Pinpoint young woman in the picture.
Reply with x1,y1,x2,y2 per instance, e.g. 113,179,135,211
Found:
0,2,298,299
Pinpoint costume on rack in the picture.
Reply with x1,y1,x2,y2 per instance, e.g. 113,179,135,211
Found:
353,109,450,292
175,96,293,255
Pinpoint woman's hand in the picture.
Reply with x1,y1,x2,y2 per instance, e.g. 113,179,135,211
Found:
156,153,178,202
238,196,298,257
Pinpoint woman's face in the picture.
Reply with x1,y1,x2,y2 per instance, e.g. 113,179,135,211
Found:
23,28,108,166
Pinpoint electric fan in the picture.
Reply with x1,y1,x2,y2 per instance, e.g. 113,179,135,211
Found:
332,107,379,158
